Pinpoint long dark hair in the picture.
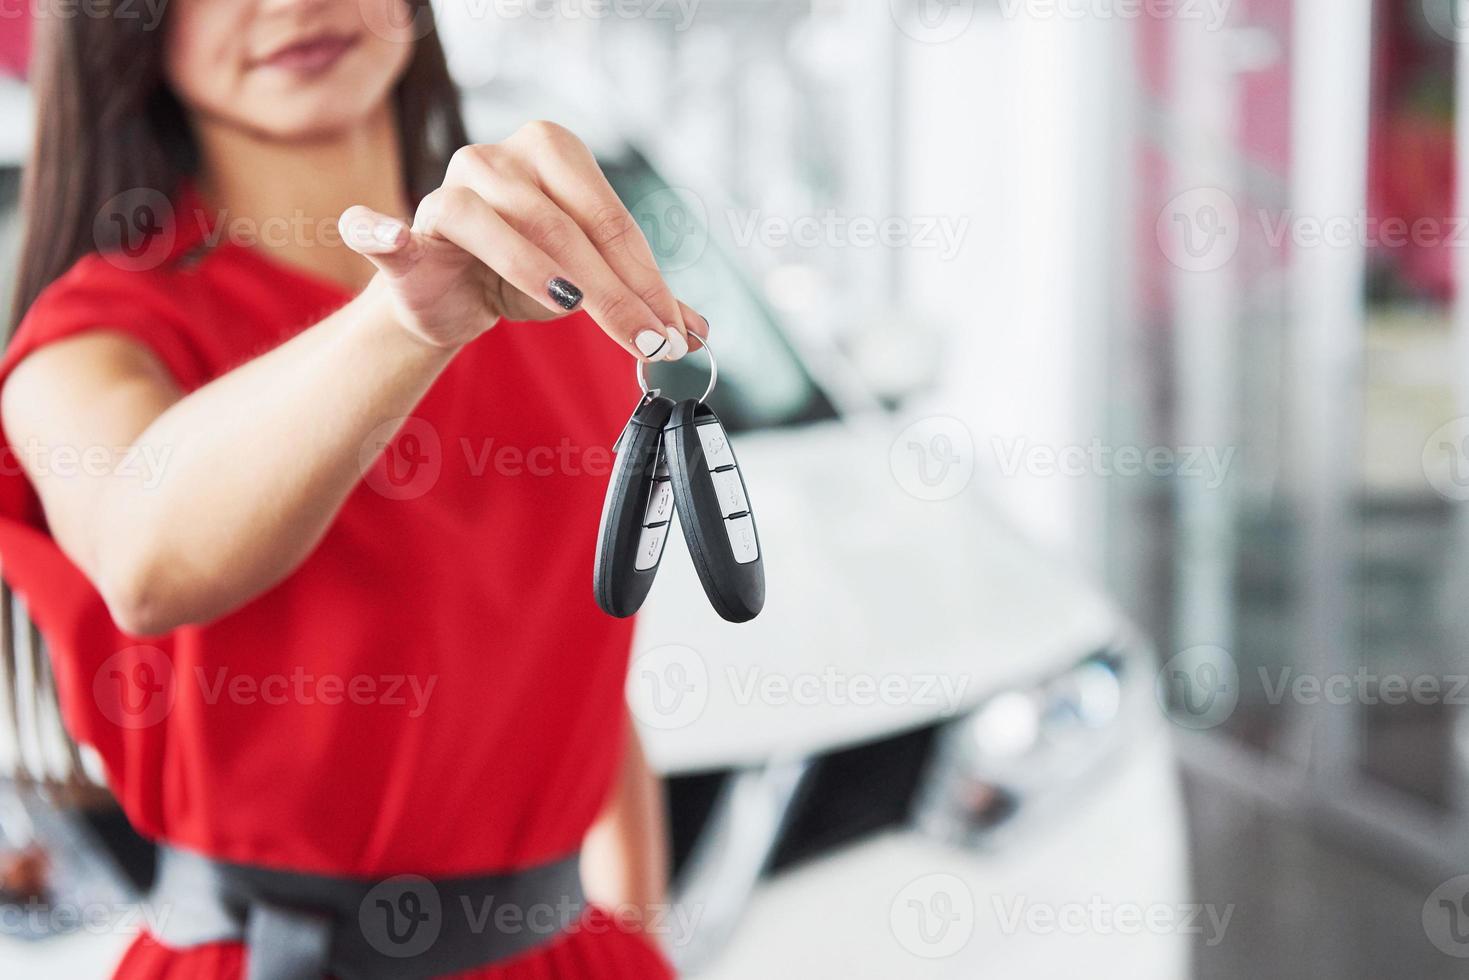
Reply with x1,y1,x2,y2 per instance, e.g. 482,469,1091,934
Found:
11,5,469,329
2,7,468,797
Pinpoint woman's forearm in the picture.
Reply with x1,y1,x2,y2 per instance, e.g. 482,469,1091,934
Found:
7,281,459,634
582,718,670,925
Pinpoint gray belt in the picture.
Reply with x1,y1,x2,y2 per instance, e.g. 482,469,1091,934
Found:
147,845,586,980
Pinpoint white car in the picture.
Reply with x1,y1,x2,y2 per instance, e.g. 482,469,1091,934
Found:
604,156,1193,979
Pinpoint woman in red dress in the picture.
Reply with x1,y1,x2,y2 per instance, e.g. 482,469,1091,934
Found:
0,3,703,977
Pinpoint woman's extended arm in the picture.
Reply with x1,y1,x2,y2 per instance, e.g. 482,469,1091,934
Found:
2,286,455,635
0,122,707,635
582,712,671,929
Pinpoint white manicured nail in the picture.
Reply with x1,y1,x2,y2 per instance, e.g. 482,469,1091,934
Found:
635,330,669,361
664,328,689,361
374,219,406,247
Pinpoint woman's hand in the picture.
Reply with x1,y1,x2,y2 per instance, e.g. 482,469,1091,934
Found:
339,121,707,359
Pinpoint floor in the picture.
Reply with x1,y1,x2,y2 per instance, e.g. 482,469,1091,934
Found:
1184,770,1465,980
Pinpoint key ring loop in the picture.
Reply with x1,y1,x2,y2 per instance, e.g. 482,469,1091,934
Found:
637,335,718,404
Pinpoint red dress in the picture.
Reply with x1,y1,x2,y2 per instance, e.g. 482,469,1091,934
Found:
0,189,673,979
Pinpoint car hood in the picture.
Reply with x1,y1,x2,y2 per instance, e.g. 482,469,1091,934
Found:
633,417,1125,775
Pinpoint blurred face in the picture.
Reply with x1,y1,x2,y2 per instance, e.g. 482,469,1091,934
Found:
164,0,418,139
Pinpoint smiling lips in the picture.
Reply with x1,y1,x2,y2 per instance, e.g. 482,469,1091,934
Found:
255,33,361,75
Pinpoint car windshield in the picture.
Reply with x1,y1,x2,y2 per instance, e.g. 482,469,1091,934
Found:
601,154,839,434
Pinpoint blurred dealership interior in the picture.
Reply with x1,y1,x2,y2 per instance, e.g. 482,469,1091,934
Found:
0,0,1468,977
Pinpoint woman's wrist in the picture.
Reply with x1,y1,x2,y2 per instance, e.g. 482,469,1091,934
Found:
354,274,470,360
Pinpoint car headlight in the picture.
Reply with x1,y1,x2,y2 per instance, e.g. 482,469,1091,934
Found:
912,646,1136,847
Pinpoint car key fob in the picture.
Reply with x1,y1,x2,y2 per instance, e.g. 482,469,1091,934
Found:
665,399,765,623
594,393,677,618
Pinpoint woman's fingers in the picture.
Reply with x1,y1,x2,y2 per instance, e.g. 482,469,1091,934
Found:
411,188,578,321
679,302,710,352
472,178,686,362
339,206,417,275
414,188,676,361
525,131,691,350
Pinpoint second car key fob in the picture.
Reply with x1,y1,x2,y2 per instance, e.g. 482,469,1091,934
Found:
665,397,765,623
594,392,676,618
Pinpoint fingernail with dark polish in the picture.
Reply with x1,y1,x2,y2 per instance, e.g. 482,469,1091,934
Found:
547,277,583,311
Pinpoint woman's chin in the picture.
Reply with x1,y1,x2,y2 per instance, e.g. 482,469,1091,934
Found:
223,99,388,145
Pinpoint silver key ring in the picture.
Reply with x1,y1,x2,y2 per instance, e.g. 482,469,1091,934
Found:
637,335,718,404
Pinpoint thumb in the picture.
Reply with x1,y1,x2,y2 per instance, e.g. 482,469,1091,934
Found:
339,205,418,278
